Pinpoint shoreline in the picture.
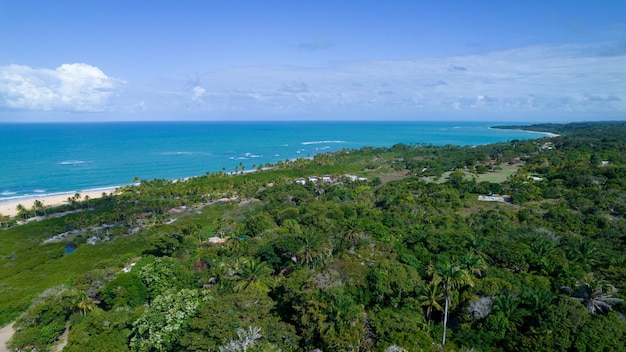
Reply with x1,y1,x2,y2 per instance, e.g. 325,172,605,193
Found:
488,126,560,138
0,187,118,218
515,129,560,138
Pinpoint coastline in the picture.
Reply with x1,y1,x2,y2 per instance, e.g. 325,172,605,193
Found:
1,122,549,219
488,126,560,138
0,187,117,218
515,129,560,138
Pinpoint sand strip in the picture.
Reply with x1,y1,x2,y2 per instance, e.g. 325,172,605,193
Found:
0,188,117,218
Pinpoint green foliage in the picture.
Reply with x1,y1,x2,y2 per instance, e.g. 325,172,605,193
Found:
369,307,432,351
137,256,189,297
100,272,148,309
367,260,420,307
2,122,626,351
65,307,138,352
8,286,78,351
130,288,201,352
245,212,277,237
179,291,298,351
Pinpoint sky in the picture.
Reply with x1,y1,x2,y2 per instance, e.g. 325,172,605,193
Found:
1,0,625,122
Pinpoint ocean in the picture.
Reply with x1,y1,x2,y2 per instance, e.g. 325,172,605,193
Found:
1,121,542,201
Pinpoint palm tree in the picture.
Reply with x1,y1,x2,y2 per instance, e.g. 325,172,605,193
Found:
492,293,525,331
418,277,443,324
233,258,273,293
522,288,555,313
0,213,9,228
460,253,487,278
341,218,362,246
76,291,95,316
428,259,474,346
296,231,329,269
561,272,623,314
15,203,29,219
220,326,262,352
32,199,45,216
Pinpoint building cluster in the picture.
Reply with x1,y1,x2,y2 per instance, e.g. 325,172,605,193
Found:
295,174,368,185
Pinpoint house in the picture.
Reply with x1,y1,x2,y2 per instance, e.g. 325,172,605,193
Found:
295,178,306,185
322,175,332,183
344,174,358,181
478,194,510,202
208,236,228,244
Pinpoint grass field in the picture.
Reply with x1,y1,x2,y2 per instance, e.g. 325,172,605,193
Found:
474,163,520,183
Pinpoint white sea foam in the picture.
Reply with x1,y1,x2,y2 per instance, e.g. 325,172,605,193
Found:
301,140,346,145
245,153,263,158
161,151,195,155
59,160,90,165
33,189,46,193
1,191,16,196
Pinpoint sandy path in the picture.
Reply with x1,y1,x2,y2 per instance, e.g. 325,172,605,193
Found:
0,323,14,352
54,325,70,352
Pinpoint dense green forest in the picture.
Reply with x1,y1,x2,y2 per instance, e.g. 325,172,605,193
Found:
1,121,625,351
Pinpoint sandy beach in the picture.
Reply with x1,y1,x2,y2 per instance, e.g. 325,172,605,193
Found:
0,188,117,218
517,129,560,138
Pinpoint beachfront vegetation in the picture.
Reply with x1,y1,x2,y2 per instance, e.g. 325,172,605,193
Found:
1,121,625,351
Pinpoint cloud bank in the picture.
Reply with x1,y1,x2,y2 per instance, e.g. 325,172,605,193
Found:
176,43,625,119
0,63,125,112
2,43,624,121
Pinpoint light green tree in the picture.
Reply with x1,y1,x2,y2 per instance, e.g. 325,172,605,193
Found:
130,288,201,352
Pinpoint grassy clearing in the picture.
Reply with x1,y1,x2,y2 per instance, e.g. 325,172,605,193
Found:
436,163,520,184
474,163,520,183
373,170,410,184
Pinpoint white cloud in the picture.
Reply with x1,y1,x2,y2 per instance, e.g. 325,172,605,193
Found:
0,63,125,112
191,86,205,101
177,43,625,119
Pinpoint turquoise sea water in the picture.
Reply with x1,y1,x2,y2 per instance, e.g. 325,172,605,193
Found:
1,121,542,201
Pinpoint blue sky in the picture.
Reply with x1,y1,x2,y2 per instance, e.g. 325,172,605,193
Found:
1,1,625,122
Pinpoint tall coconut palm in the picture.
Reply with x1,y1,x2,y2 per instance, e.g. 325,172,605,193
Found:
428,259,474,346
561,272,623,314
